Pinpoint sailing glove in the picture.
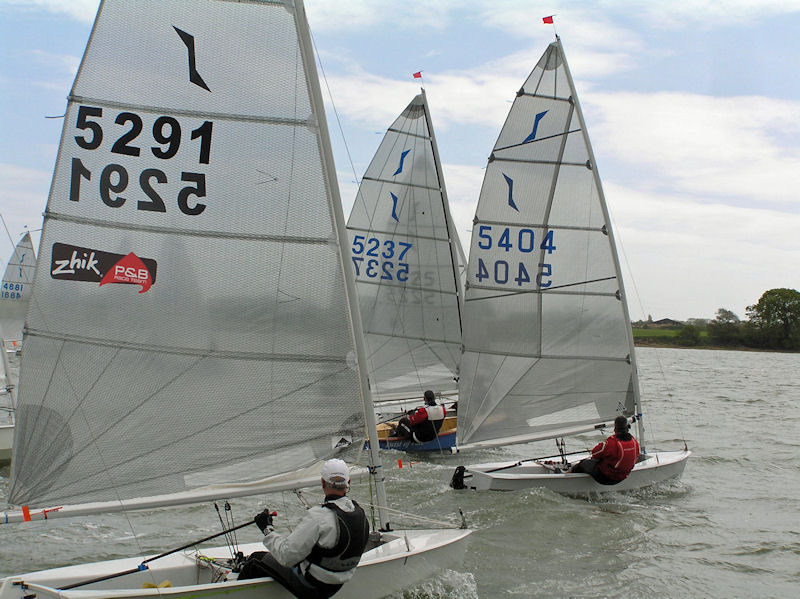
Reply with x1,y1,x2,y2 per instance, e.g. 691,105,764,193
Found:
254,509,274,533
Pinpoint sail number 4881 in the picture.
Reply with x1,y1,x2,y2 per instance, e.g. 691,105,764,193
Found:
68,106,212,216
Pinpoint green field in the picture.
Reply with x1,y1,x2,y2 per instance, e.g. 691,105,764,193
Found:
632,327,709,346
632,328,680,338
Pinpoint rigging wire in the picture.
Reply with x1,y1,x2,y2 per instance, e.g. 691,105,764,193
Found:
607,209,688,448
309,29,360,188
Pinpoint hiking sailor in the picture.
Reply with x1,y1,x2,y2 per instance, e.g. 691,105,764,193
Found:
569,415,641,484
393,389,446,443
238,459,370,598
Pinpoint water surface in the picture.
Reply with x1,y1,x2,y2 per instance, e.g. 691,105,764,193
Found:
2,348,798,597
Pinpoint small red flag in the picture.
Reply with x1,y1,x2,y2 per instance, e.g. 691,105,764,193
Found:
22,505,31,522
542,15,554,24
413,71,422,78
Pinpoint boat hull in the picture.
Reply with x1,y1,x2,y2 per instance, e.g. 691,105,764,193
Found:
378,429,456,452
450,450,691,493
0,529,470,599
369,416,457,452
0,423,12,463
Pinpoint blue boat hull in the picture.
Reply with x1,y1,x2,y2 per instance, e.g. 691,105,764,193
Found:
367,430,457,452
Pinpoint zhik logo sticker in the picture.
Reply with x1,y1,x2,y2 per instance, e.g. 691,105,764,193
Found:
51,243,157,294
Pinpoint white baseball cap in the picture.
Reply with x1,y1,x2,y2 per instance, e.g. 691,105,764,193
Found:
321,459,350,488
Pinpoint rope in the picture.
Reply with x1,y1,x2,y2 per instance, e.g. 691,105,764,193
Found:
309,29,360,188
348,499,463,529
607,205,688,451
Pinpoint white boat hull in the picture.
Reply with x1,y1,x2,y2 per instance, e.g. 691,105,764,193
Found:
0,529,470,599
450,450,691,493
0,423,13,463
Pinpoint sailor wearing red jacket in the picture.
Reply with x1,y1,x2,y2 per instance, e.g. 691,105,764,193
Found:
569,416,640,484
395,390,446,443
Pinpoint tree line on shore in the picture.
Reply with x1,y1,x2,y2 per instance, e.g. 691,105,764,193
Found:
632,288,800,351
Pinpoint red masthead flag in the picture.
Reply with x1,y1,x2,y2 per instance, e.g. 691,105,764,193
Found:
413,71,422,78
542,15,554,24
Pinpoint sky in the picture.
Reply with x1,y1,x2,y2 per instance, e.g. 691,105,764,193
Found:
1,0,798,321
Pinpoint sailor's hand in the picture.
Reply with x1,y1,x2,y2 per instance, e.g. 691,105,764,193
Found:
254,509,275,533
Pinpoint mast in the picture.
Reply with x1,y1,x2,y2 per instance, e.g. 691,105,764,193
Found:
293,0,391,529
555,36,646,451
420,88,465,323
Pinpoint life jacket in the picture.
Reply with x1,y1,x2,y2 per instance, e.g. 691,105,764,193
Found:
409,404,446,442
596,434,640,481
307,499,369,574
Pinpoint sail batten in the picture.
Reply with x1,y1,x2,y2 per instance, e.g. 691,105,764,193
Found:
69,95,314,127
361,176,442,192
490,157,589,167
494,130,582,152
346,225,449,243
25,329,351,363
48,212,333,244
457,39,637,447
386,128,430,140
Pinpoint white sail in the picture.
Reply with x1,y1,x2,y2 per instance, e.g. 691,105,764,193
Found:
347,92,463,403
9,0,369,511
0,232,35,346
457,39,638,449
1,3,471,595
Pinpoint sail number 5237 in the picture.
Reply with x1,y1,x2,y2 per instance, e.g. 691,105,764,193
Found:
351,235,412,282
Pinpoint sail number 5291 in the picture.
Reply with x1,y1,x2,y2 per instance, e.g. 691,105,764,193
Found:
68,105,213,215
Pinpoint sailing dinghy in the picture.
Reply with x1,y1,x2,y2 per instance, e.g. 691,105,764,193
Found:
0,231,35,462
0,1,470,597
449,37,690,493
346,91,464,452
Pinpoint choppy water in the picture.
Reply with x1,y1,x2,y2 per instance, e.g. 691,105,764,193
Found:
2,347,799,598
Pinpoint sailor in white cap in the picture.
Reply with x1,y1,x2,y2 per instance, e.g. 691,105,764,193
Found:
237,458,370,598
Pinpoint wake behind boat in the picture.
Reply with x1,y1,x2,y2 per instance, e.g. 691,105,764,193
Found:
0,1,470,596
449,36,690,494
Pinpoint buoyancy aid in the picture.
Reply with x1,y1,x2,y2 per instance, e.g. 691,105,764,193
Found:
408,404,446,442
594,434,640,481
307,499,369,574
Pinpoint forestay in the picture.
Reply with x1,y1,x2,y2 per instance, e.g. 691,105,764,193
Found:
0,232,36,344
347,93,463,403
457,40,638,448
9,0,367,509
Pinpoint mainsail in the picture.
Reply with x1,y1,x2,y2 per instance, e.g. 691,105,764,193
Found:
0,232,36,346
9,0,368,510
457,39,639,448
347,92,464,403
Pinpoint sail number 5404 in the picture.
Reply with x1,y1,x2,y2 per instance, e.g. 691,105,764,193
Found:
475,225,556,288
477,225,555,253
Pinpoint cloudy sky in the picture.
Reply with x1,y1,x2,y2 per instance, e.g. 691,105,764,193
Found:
1,0,798,321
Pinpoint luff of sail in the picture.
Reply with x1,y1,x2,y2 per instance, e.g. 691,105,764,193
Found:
9,0,367,510
347,92,463,403
0,232,36,346
457,39,637,448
